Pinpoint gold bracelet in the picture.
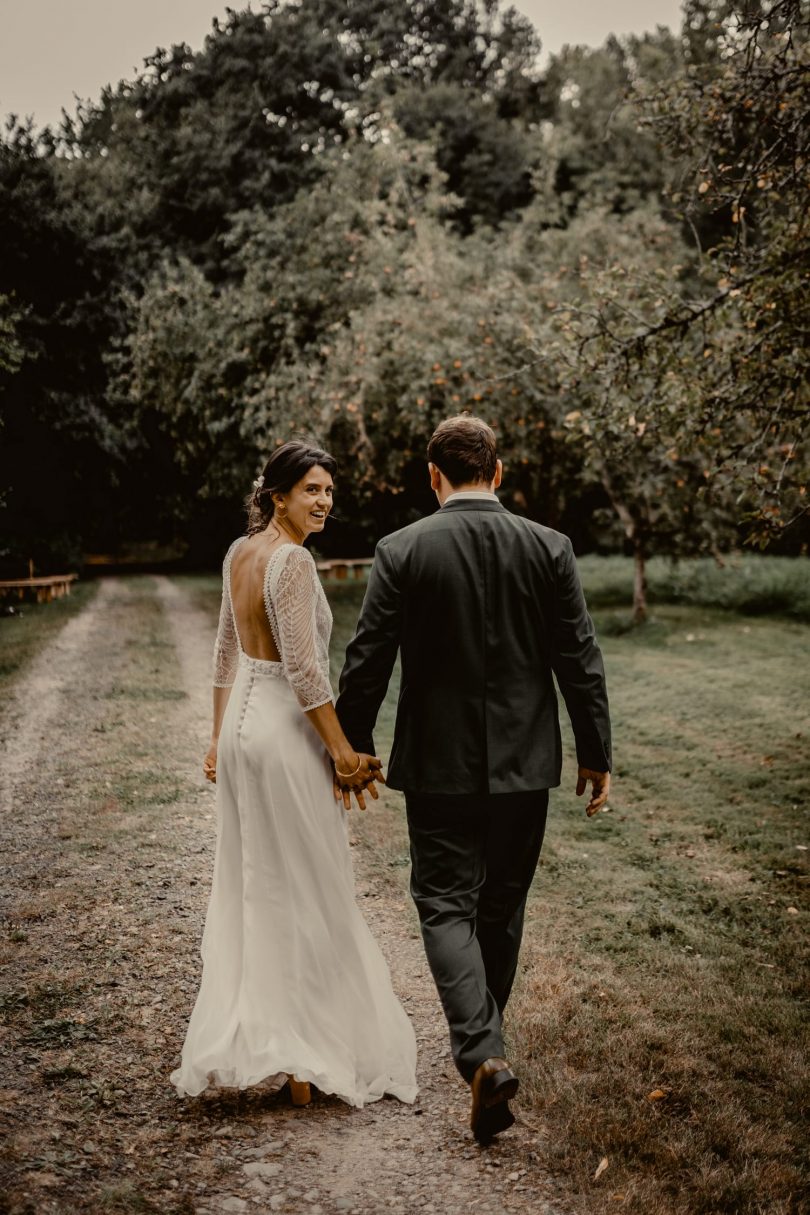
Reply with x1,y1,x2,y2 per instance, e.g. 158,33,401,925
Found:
335,754,362,779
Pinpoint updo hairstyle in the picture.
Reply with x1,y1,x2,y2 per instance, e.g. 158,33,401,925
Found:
245,441,338,536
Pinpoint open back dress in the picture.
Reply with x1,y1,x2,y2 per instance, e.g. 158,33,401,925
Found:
170,538,418,1106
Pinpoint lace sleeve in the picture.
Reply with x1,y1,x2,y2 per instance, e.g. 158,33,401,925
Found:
212,539,242,688
267,547,333,712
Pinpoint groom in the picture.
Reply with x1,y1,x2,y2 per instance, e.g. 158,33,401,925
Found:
336,414,611,1144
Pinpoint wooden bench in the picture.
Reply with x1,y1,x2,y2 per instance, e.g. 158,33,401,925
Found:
0,574,79,604
315,558,374,581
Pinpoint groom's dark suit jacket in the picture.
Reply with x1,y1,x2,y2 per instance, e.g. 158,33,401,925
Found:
336,498,611,796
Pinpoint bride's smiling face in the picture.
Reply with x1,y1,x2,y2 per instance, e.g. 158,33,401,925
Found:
275,464,334,538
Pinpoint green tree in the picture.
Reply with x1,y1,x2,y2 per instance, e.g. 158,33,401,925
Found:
59,0,546,275
11,0,801,584
112,136,463,553
392,83,537,231
106,259,245,553
622,0,809,546
501,201,742,621
241,136,584,539
0,119,127,567
539,32,678,221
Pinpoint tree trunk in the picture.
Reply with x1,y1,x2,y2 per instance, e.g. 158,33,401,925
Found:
632,539,647,625
600,467,648,625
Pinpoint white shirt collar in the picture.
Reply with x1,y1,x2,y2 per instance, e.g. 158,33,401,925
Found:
442,490,500,507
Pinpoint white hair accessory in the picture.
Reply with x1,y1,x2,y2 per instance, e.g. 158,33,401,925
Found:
253,475,265,489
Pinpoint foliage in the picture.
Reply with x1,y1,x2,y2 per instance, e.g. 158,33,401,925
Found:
509,202,746,617
0,294,24,379
540,33,677,219
392,82,538,231
1,0,806,591
576,552,810,621
58,0,545,274
106,259,243,551
229,133,594,541
621,0,809,546
110,136,463,549
0,119,129,569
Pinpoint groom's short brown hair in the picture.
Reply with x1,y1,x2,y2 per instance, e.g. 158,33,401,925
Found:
427,415,498,487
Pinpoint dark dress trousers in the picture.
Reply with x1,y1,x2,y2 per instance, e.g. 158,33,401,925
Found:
336,498,611,1080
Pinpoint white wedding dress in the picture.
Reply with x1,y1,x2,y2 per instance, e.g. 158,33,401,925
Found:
170,538,418,1106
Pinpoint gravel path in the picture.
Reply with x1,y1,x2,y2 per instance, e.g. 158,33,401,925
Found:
0,576,568,1215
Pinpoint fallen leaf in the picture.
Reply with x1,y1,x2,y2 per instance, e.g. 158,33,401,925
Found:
594,1157,609,1181
648,1088,667,1101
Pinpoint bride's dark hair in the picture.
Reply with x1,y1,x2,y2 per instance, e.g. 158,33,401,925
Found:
245,440,338,536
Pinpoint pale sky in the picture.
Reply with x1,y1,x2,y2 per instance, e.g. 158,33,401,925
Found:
0,0,685,131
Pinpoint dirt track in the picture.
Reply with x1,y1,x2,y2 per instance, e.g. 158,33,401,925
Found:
0,575,566,1215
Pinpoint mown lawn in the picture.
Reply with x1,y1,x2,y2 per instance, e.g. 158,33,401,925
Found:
577,553,810,622
324,565,809,1215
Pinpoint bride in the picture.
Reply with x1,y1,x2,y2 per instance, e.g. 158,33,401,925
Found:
170,441,418,1108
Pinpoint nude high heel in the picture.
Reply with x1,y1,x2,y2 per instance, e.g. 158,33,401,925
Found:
288,1075,312,1106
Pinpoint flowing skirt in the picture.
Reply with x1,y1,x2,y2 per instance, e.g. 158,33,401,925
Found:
170,654,418,1106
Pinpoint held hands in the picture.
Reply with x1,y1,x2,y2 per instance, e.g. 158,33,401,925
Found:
332,753,386,811
203,741,218,784
577,766,610,817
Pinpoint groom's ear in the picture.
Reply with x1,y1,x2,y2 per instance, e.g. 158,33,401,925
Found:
428,462,442,493
493,459,503,489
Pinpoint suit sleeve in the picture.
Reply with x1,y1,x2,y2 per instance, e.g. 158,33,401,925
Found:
335,540,401,756
551,538,612,772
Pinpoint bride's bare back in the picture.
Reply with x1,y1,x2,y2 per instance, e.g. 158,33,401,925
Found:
228,532,290,663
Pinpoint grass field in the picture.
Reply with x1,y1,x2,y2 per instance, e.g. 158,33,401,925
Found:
0,581,98,699
321,565,810,1215
576,554,810,623
2,556,808,1215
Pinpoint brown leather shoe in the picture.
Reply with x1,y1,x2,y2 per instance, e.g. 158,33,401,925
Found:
470,1057,519,1144
287,1075,312,1106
